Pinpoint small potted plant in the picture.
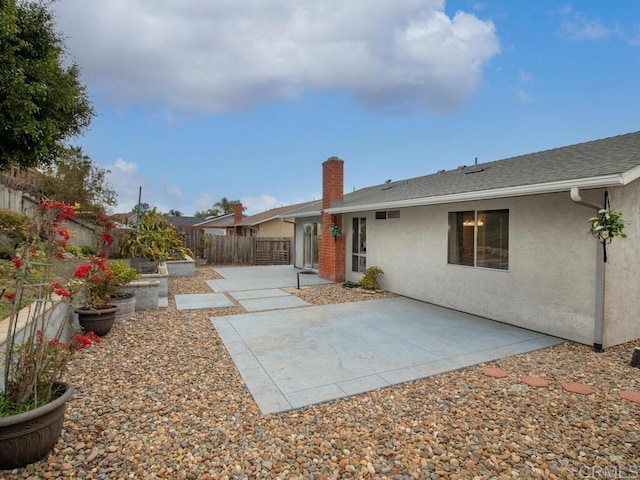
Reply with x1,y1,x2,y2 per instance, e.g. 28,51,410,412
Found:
71,256,119,336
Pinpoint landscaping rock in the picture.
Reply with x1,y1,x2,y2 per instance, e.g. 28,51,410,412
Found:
3,266,638,478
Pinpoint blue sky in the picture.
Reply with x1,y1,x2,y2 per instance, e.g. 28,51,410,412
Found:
52,1,640,216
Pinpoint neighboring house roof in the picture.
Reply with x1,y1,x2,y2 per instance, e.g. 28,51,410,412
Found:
238,200,319,226
193,212,239,228
327,131,640,214
110,212,138,224
278,200,323,219
165,215,207,228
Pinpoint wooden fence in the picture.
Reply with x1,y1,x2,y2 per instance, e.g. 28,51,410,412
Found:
184,232,292,266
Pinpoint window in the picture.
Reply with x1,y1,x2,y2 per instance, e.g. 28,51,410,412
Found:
448,209,509,270
375,210,400,220
352,217,366,272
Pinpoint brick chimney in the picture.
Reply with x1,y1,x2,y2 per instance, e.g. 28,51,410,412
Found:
318,157,345,282
234,202,243,235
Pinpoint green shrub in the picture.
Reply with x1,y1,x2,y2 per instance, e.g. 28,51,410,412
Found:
80,245,97,257
0,209,28,258
359,265,384,290
64,244,83,258
107,260,141,296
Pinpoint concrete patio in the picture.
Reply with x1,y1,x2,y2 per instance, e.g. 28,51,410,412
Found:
199,266,564,414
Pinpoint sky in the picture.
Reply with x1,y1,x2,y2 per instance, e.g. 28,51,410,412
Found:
51,1,640,217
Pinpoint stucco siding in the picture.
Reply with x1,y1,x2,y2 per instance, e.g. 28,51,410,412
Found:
603,180,640,347
345,192,600,344
258,219,294,237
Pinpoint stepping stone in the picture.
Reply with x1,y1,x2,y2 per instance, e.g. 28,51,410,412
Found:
618,391,640,403
174,293,234,310
521,376,549,387
482,367,508,378
561,382,595,395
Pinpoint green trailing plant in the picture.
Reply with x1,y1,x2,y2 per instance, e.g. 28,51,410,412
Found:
118,208,193,263
589,208,627,244
359,265,384,291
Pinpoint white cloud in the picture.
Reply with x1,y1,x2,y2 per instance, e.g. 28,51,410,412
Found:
240,195,280,215
53,0,499,114
105,159,147,213
559,9,610,42
194,193,217,214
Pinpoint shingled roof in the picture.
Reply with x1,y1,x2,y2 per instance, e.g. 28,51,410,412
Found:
237,200,319,226
327,131,640,214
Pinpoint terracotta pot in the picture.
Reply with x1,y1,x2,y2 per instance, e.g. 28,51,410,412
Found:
0,382,73,470
75,305,117,336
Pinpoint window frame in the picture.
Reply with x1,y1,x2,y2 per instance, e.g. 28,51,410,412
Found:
447,209,509,270
351,217,367,273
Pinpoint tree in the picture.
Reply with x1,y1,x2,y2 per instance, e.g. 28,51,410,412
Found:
131,203,151,214
0,0,94,170
37,146,117,216
194,197,245,217
167,209,183,216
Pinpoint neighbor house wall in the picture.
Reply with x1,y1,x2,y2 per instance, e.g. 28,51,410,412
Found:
344,191,602,345
603,179,640,347
257,219,294,237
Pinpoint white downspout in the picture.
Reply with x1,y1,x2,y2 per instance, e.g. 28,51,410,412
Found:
570,187,605,352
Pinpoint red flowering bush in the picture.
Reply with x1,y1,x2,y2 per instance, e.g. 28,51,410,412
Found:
1,201,81,415
71,255,118,309
71,331,101,350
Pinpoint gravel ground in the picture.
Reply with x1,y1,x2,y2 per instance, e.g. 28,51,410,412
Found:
5,266,639,479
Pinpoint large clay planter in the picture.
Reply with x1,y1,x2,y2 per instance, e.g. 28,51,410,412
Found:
110,293,136,320
75,305,117,336
0,382,73,470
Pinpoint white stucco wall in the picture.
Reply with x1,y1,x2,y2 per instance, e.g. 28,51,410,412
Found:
603,180,640,347
345,191,606,345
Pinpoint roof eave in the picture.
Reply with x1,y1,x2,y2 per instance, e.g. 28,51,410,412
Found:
325,174,628,214
280,210,323,219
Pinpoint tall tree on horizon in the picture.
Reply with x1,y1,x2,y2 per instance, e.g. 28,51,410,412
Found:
194,197,245,217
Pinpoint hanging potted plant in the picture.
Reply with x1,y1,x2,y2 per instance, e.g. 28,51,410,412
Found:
589,208,627,244
0,201,78,469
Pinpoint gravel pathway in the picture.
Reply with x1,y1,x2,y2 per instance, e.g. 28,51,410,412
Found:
5,267,639,479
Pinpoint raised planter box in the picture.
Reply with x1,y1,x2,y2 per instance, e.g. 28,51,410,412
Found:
123,280,161,311
111,293,136,320
166,255,196,277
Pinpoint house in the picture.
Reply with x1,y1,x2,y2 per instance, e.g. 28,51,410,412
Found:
291,132,640,350
234,200,319,237
164,215,208,234
193,209,244,236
